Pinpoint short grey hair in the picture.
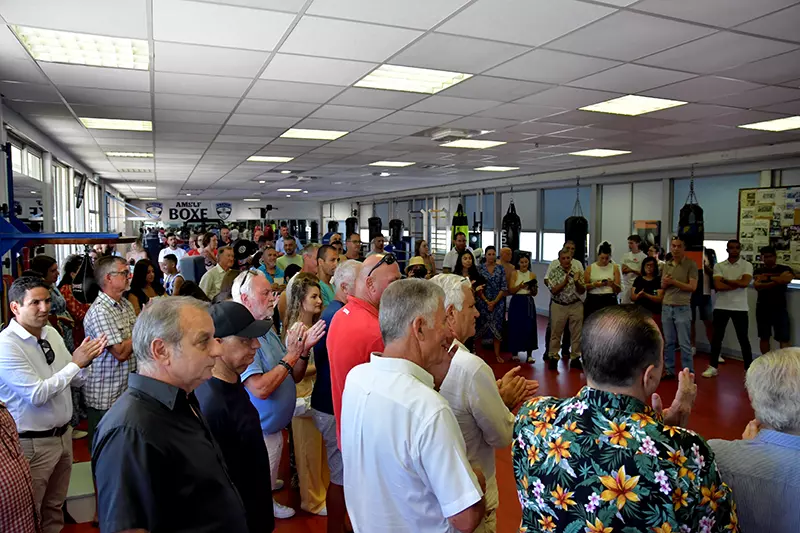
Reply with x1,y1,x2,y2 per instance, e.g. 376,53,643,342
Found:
303,243,321,258
558,248,572,258
132,296,210,372
217,245,234,257
95,255,128,288
232,269,267,303
429,274,471,311
379,278,444,345
332,259,361,292
746,348,800,432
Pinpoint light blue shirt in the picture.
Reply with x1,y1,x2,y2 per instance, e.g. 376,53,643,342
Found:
242,329,296,435
275,236,303,254
710,429,800,533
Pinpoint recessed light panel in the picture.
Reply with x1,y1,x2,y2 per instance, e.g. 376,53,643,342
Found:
355,64,472,94
80,118,152,131
569,149,631,157
280,128,348,141
243,198,260,202
738,116,800,132
280,170,292,174
13,25,149,70
106,152,153,158
475,166,520,172
440,139,506,149
580,95,686,116
277,188,302,192
117,168,153,173
247,156,294,163
369,161,415,167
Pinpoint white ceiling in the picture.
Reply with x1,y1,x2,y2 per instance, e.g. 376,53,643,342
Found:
1,0,799,201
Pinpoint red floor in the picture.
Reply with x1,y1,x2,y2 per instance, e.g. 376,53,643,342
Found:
65,316,753,533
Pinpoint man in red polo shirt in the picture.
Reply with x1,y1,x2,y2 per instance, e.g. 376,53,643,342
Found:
328,253,401,443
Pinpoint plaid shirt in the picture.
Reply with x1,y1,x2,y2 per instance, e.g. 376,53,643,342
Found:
83,292,137,410
546,264,582,305
0,404,40,533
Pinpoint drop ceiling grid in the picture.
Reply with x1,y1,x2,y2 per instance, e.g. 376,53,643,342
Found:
0,0,799,198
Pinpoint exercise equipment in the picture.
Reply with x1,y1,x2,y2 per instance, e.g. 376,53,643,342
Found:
501,199,521,252
678,170,704,250
388,219,403,245
368,216,382,242
345,213,358,239
72,248,99,304
564,181,588,266
451,203,469,245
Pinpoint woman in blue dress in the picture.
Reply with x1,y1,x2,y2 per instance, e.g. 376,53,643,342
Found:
476,246,508,363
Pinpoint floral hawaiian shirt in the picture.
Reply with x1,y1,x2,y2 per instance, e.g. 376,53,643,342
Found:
512,387,739,533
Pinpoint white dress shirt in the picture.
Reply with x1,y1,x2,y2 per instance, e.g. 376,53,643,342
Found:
443,247,473,272
342,354,482,533
0,320,85,432
714,258,753,311
439,341,513,519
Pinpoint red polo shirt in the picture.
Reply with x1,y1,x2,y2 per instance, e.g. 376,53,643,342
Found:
327,295,384,445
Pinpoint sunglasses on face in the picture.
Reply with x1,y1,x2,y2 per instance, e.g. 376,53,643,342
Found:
367,253,397,277
38,339,55,365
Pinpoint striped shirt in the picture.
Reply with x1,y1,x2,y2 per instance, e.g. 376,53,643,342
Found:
710,430,800,533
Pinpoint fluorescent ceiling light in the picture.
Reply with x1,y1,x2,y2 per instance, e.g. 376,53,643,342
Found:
569,149,631,157
280,128,348,141
185,193,192,196
580,95,686,116
277,188,302,192
738,116,800,132
280,170,291,174
303,190,308,194
140,197,156,200
247,155,294,163
117,168,152,173
13,25,149,70
30,190,38,194
370,161,415,167
286,194,292,198
258,180,266,184
243,198,260,202
379,172,391,177
106,152,153,158
440,139,506,149
475,166,520,172
355,64,472,94
127,216,150,221
80,117,152,131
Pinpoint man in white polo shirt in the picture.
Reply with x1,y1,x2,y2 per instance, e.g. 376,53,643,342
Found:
442,232,473,273
341,278,485,533
702,239,753,378
0,276,106,533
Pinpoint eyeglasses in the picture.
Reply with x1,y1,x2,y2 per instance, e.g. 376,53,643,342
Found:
367,253,397,277
38,339,55,365
110,270,131,277
235,270,257,294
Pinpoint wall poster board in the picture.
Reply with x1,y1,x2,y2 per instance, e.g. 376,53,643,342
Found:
738,187,800,272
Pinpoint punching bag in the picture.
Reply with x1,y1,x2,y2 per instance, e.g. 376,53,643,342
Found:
451,203,469,245
73,249,100,304
565,188,588,266
368,216,382,242
678,181,704,250
469,212,482,250
296,220,308,243
388,219,403,245
310,221,319,242
501,200,521,252
345,216,358,239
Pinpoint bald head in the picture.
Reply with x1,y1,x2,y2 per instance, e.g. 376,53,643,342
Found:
500,247,512,262
355,253,401,309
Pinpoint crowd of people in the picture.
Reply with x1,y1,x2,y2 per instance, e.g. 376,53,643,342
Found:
0,222,796,533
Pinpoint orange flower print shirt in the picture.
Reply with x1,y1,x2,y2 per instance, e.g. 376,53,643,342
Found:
512,387,739,533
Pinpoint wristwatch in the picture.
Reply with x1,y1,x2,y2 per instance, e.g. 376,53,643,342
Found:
299,354,310,362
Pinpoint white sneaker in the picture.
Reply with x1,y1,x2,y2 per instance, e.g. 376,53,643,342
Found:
72,429,88,440
701,366,718,378
718,356,725,364
691,346,696,355
273,500,295,519
272,479,284,491
304,506,327,516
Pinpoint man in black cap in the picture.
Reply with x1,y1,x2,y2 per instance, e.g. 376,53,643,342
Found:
196,301,275,533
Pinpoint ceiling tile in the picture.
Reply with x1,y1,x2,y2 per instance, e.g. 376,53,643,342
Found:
220,125,288,137
155,72,250,97
260,54,376,86
227,114,300,127
0,0,148,38
405,96,501,115
486,49,620,84
439,76,552,101
700,109,788,127
569,64,696,93
758,99,800,114
310,105,393,121
246,80,342,103
59,87,151,108
475,103,568,121
638,32,797,74
501,122,575,135
633,0,798,28
514,86,619,108
306,0,469,29
643,76,763,102
0,57,48,84
645,103,739,122
328,88,428,109
200,0,307,10
392,33,529,74
155,109,229,124
154,93,240,113
357,123,426,135
153,41,268,77
153,0,295,50
0,81,61,103
41,63,150,91
437,0,615,47
294,118,368,130
0,26,32,60
70,105,151,120
717,50,800,85
158,122,222,134
736,4,800,42
547,11,714,61
379,110,462,126
708,85,800,108
279,16,422,62
444,116,520,130
236,99,319,117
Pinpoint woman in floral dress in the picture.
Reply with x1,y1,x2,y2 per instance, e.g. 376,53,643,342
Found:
476,246,508,363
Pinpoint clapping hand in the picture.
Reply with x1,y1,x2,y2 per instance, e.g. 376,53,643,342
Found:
302,320,327,352
498,367,540,410
661,275,673,289
72,334,108,368
285,322,308,357
651,368,696,427
742,419,761,440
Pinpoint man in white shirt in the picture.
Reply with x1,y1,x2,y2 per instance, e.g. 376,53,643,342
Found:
620,234,646,304
341,278,485,533
703,239,754,378
0,276,106,533
431,274,538,533
275,224,303,254
442,232,473,273
199,246,234,301
544,240,583,360
157,232,186,269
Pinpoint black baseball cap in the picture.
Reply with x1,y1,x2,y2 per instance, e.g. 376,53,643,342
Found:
210,301,272,339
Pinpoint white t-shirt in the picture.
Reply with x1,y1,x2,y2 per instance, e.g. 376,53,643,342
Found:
158,246,186,267
621,251,647,284
342,354,482,533
713,259,753,311
443,246,473,272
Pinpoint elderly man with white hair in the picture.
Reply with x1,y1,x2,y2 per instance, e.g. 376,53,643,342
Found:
430,274,539,533
709,347,800,533
342,278,486,533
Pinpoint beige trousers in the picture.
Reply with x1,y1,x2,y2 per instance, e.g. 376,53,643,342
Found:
20,427,73,533
549,301,583,358
292,415,330,514
474,474,499,533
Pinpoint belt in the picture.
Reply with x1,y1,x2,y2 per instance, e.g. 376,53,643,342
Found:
19,423,69,439
552,298,581,306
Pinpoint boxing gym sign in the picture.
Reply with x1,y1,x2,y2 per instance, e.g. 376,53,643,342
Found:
145,201,233,222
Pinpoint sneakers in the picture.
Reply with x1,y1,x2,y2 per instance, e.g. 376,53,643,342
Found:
547,358,559,371
701,366,719,378
273,500,296,519
570,358,583,371
718,356,725,364
272,479,284,491
303,506,327,517
72,429,88,440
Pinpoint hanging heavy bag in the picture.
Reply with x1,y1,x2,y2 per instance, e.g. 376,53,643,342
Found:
388,219,403,245
469,212,482,250
310,220,319,242
368,216,382,242
451,203,469,245
564,189,588,266
501,200,521,252
678,184,704,250
72,249,100,305
345,216,358,239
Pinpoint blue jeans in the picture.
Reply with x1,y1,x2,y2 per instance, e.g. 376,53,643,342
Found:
662,305,693,374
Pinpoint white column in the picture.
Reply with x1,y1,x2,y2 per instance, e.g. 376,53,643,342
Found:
42,152,55,257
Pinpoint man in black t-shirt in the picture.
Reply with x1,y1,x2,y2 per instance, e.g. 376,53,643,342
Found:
753,246,795,355
196,301,275,533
